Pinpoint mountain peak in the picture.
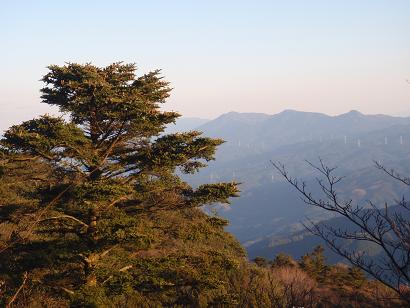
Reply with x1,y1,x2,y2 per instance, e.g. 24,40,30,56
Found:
342,110,363,117
216,111,270,121
280,109,299,114
273,109,329,120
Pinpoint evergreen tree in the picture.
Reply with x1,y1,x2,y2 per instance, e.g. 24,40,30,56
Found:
253,256,268,268
271,253,295,268
348,266,366,288
0,62,240,305
299,245,328,282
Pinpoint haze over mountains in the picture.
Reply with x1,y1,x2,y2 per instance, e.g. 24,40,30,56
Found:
165,117,209,134
198,109,410,157
169,110,410,260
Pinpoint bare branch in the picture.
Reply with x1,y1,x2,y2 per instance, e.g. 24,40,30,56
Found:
39,215,88,228
272,158,410,302
6,272,28,308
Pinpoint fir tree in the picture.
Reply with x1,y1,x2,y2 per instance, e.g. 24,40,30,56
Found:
0,62,240,305
271,253,295,268
299,245,328,282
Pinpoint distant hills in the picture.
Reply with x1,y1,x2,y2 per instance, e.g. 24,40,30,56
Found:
196,110,410,161
246,204,410,265
165,117,209,134
169,110,410,261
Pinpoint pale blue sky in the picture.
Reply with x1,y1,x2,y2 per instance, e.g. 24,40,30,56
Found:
1,0,409,131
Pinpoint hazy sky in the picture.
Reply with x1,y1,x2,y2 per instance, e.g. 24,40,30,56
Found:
1,0,410,132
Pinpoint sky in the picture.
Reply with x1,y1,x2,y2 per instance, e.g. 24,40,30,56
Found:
1,0,410,132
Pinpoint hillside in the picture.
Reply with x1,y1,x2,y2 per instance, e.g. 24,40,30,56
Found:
164,117,209,134
181,110,410,258
196,110,410,162
246,204,410,262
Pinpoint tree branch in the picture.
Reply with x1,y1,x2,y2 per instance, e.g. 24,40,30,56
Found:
6,272,28,308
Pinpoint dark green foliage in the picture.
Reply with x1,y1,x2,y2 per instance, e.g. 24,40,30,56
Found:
271,253,295,268
0,62,242,306
253,256,269,268
299,245,328,282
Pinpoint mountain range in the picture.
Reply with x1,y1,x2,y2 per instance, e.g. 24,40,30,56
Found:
170,110,410,260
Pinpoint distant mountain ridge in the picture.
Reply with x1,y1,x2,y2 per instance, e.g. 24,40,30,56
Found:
165,117,209,134
245,204,410,264
197,110,410,154
180,109,410,261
